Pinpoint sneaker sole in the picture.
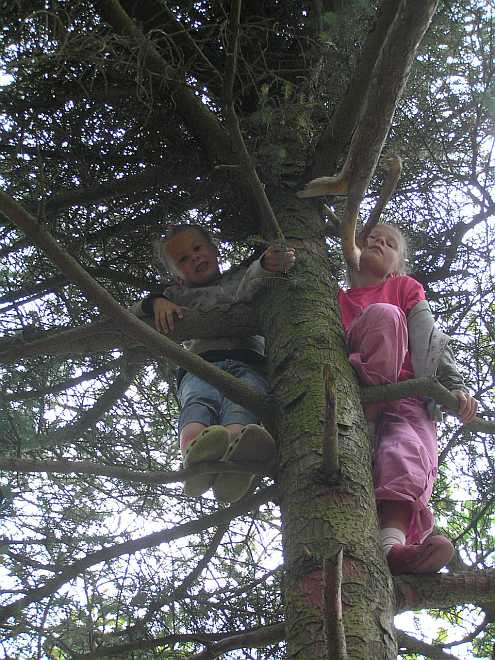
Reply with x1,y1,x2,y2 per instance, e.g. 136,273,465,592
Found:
213,425,275,503
183,426,230,497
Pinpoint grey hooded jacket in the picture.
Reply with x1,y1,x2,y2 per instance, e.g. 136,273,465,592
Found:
408,299,467,418
131,257,274,357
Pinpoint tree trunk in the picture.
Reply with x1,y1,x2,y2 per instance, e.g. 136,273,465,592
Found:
259,199,397,658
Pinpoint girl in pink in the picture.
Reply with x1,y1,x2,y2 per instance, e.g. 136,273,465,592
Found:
338,224,477,575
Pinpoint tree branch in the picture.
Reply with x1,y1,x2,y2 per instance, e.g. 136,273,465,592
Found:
39,167,168,216
323,548,347,660
361,376,495,434
186,623,285,660
395,570,495,613
142,524,229,622
0,486,276,624
0,457,271,484
97,0,232,165
223,0,285,242
1,354,144,451
0,192,270,420
0,306,258,364
311,0,400,178
397,630,460,660
301,0,439,269
69,623,285,659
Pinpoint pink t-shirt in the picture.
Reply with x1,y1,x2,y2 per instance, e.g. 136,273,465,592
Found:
338,275,426,380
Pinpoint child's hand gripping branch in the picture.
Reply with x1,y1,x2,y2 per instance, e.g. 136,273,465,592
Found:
261,245,296,273
451,389,478,425
152,297,187,334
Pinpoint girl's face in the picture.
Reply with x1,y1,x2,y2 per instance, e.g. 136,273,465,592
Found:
359,227,401,280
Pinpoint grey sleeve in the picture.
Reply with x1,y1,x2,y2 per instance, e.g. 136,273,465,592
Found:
235,258,276,302
129,284,183,318
408,300,467,392
436,344,468,393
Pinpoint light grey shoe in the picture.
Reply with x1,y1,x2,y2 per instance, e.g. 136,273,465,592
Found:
183,426,230,497
213,425,276,503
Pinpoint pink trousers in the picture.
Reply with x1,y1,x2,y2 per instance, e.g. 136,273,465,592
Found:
347,303,437,544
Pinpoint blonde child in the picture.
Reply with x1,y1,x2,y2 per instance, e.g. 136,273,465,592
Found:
133,225,295,503
338,224,477,574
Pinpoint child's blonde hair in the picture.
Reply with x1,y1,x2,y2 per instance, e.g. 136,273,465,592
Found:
154,224,214,274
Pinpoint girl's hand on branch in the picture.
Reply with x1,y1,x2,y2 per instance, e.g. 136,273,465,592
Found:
261,246,296,273
451,389,478,425
153,297,187,334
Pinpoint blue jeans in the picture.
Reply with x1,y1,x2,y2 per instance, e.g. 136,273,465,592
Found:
177,360,269,433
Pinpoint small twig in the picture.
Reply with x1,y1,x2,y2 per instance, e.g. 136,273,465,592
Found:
143,524,229,622
223,0,241,108
222,1,285,243
160,5,223,82
323,203,340,232
322,365,340,478
323,547,348,660
452,495,495,546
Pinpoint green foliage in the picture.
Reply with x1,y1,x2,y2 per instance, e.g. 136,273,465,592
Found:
0,0,493,658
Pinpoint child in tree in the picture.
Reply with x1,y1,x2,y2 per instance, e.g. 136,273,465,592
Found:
133,224,295,503
338,224,477,575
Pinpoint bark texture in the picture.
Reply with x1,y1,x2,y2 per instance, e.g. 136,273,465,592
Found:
259,200,397,659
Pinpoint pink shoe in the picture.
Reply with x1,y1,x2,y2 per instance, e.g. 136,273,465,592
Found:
387,535,454,576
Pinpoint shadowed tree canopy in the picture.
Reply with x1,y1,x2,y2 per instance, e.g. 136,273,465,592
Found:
0,1,494,658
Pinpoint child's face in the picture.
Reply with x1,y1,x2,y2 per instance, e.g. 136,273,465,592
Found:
360,227,401,279
165,229,220,285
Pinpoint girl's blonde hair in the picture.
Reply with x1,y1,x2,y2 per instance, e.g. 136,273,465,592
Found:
345,224,410,284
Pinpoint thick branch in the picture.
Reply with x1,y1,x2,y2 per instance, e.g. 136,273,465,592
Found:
395,570,495,613
361,377,495,434
0,486,276,623
303,0,439,268
0,192,270,419
0,306,258,363
0,457,270,484
311,0,400,178
341,0,439,196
